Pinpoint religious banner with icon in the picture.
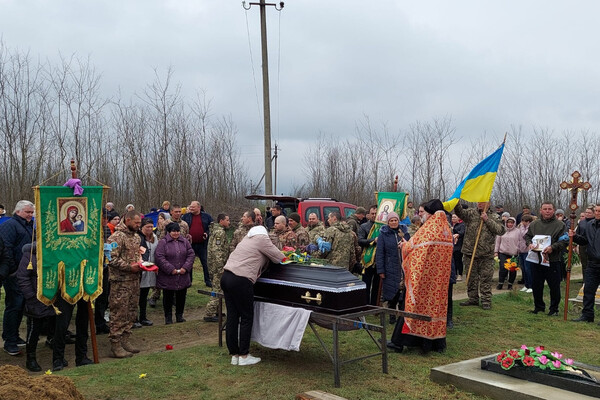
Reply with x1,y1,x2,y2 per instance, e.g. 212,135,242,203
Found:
361,192,408,268
35,186,105,305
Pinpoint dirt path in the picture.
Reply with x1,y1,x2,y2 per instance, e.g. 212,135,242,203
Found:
0,299,221,372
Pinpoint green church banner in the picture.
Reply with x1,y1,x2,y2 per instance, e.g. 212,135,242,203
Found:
35,186,105,305
361,191,408,268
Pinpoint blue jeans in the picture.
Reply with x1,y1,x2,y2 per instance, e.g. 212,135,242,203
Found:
518,253,531,288
2,275,24,346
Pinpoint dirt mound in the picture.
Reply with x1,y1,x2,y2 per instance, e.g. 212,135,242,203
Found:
0,365,85,400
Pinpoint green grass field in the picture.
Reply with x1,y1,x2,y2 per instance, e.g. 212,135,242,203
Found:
54,274,599,400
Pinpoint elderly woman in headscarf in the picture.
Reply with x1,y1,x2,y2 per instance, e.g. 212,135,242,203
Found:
376,211,410,323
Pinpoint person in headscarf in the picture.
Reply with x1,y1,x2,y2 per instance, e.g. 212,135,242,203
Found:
376,211,410,323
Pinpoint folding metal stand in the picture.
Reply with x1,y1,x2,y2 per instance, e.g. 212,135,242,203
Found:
197,290,429,387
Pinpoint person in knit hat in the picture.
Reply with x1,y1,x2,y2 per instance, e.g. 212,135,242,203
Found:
376,211,410,324
287,213,309,249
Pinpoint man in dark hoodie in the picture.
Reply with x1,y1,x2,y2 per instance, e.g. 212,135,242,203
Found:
524,202,567,316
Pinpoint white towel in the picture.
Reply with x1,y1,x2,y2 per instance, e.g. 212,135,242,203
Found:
251,302,312,351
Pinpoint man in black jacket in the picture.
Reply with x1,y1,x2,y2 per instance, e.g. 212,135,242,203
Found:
0,200,35,355
182,201,213,287
570,204,600,323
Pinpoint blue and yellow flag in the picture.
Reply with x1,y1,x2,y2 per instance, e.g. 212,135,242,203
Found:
443,143,505,212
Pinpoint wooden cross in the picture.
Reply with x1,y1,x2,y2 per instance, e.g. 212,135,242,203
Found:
559,171,591,321
560,171,591,219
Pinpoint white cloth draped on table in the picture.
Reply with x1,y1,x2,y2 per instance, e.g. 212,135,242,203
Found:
251,301,312,351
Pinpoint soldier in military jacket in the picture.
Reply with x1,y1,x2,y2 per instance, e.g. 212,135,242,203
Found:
271,216,297,250
307,213,326,244
288,213,310,250
107,211,143,358
321,212,355,269
205,214,231,322
157,205,189,240
454,202,505,310
230,211,255,252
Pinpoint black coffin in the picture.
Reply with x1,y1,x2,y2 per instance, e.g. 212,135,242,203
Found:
254,263,368,315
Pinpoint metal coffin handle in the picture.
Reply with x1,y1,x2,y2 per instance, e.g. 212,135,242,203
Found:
301,291,322,305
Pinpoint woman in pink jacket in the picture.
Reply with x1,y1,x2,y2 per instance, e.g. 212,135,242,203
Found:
220,212,284,366
494,217,521,290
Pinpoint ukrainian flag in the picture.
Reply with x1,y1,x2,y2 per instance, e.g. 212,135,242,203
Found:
443,143,505,212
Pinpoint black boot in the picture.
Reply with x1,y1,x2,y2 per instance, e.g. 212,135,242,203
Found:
176,314,186,323
165,314,173,325
26,351,42,372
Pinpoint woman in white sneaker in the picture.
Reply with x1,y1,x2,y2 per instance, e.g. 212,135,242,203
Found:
221,212,285,366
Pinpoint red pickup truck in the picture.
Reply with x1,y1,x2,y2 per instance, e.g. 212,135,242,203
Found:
245,195,357,227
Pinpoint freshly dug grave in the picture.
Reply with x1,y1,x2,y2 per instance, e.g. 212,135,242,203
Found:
0,364,85,400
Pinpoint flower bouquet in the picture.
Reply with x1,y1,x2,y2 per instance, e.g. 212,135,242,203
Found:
503,256,520,273
483,344,600,396
496,345,575,372
281,247,327,266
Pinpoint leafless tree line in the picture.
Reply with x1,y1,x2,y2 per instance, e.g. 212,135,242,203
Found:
2,43,599,217
0,44,251,214
298,117,600,215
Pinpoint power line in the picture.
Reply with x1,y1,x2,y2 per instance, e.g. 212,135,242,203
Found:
244,7,264,134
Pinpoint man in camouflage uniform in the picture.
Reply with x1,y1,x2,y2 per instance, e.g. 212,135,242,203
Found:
454,202,505,310
307,212,325,244
288,213,310,250
157,204,189,239
321,212,355,269
204,214,231,322
347,207,367,234
230,211,255,251
107,210,143,358
270,215,297,250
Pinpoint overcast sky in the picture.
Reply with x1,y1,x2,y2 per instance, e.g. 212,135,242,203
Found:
1,1,599,194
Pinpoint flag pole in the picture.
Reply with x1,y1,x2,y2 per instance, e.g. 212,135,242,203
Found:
465,202,489,284
465,134,507,286
71,159,100,364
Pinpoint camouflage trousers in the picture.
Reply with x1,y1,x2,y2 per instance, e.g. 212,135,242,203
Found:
463,255,494,306
109,279,140,343
205,263,225,317
150,287,161,301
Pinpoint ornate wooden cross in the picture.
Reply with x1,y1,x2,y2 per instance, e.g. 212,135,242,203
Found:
559,170,591,321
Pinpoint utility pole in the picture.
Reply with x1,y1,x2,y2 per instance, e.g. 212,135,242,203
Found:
243,1,284,195
273,144,278,195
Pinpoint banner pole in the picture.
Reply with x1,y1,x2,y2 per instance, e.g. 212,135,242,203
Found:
71,159,100,364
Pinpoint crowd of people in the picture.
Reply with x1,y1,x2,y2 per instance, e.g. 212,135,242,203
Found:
0,197,598,371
